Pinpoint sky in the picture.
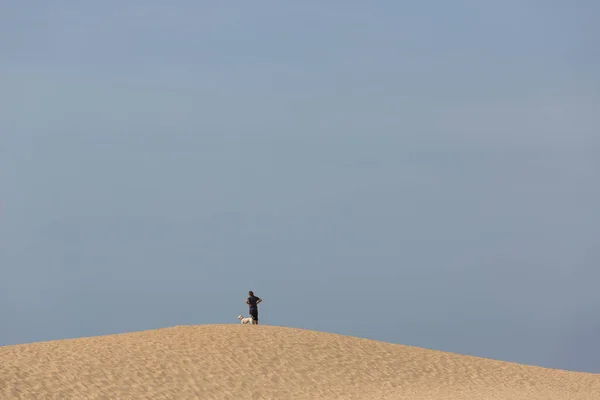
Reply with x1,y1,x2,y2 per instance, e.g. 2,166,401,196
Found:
1,1,599,373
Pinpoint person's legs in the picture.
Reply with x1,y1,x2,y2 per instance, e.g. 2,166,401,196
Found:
250,309,258,325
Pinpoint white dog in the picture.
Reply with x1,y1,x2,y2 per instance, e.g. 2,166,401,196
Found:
237,315,253,324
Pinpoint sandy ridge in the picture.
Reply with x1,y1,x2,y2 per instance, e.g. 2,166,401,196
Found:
1,324,598,399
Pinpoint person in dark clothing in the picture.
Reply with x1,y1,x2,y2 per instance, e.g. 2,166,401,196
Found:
245,291,262,325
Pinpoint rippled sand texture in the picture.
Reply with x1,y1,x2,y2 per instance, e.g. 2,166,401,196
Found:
1,325,598,399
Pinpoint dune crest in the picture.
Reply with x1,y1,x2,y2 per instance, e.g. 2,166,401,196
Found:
1,324,598,399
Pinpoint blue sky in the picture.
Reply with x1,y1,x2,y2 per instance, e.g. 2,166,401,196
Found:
1,1,599,372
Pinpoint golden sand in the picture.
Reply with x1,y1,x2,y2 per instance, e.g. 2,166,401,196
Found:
1,324,598,399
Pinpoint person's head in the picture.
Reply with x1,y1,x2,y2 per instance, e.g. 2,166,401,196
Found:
249,291,254,297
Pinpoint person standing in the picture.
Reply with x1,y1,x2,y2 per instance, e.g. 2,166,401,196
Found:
245,291,262,325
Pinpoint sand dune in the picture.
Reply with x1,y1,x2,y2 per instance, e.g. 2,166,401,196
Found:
1,325,598,399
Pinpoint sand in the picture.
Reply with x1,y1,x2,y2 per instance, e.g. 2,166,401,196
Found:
1,325,598,399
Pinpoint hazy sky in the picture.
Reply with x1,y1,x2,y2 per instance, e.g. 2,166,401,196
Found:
1,1,599,373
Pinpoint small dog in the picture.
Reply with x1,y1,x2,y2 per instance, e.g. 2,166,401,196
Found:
237,315,253,324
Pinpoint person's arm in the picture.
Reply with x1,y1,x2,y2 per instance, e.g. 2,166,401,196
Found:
245,298,250,305
257,298,262,304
